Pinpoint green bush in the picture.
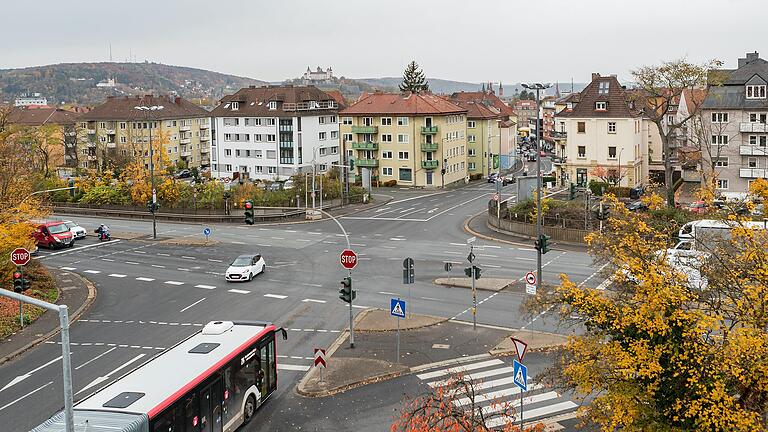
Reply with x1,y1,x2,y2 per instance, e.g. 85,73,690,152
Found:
589,180,609,196
79,185,131,205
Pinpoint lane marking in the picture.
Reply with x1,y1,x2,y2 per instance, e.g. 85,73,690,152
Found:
208,258,223,263
277,364,310,371
83,270,101,274
60,267,76,271
228,289,251,294
125,261,139,265
302,299,327,303
181,256,196,260
1,356,63,392
264,294,288,299
164,281,184,286
76,354,146,396
75,347,117,370
0,382,53,412
352,305,370,309
378,291,399,296
157,253,170,257
151,264,165,268
101,258,115,262
301,283,322,288
180,298,206,313
195,284,217,290
135,277,155,282
34,240,122,259
231,241,246,245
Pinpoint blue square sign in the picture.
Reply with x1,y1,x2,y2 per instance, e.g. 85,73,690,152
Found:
513,359,527,391
390,298,406,318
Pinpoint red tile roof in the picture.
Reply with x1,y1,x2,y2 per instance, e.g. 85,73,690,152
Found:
340,92,466,116
211,85,341,117
450,91,516,117
559,74,639,118
7,107,80,125
450,99,499,119
81,95,208,121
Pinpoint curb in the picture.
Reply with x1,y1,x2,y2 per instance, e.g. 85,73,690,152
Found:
463,211,530,247
433,278,513,293
0,271,97,367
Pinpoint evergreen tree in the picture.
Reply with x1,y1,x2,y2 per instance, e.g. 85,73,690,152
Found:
399,61,429,93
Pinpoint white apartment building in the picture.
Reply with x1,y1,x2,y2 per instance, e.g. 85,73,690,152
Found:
210,85,342,181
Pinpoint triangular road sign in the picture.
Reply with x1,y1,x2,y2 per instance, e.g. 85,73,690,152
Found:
511,337,528,361
392,302,404,317
515,368,525,385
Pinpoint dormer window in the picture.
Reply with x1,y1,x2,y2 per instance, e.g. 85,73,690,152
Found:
231,102,239,111
746,85,766,99
595,101,607,111
598,81,610,95
268,101,277,110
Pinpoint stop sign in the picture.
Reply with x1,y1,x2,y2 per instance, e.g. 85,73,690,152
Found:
10,248,31,266
339,249,358,270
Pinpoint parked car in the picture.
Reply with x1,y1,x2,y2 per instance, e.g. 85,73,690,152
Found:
225,254,266,282
266,182,282,191
175,169,192,179
687,201,709,214
487,173,499,183
62,220,87,240
498,175,515,186
625,201,648,212
283,179,295,190
33,221,74,249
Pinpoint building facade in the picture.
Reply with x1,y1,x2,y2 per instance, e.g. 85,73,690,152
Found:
701,52,768,197
210,85,341,181
558,73,647,188
340,92,468,188
78,95,211,171
7,106,80,174
14,93,48,107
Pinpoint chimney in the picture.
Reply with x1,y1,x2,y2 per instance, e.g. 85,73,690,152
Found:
739,51,760,68
249,85,255,89
175,97,181,105
591,73,601,81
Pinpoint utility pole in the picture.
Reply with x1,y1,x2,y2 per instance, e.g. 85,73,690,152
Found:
134,103,164,240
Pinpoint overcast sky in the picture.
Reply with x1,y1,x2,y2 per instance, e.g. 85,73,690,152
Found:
1,0,765,84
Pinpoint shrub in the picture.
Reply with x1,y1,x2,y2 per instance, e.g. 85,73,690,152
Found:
589,180,609,196
79,185,131,205
384,180,398,187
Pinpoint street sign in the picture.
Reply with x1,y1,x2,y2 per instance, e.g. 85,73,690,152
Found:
525,284,537,295
340,249,358,270
313,348,327,368
492,193,499,201
525,271,536,285
202,227,211,237
510,337,528,362
444,262,452,272
466,236,476,244
467,252,476,263
10,248,30,266
390,298,406,318
513,359,528,391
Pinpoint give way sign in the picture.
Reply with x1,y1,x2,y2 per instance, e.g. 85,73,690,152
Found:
339,249,358,270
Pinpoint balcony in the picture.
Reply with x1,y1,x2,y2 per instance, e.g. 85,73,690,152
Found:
355,158,379,167
200,135,210,141
552,131,567,139
740,145,768,156
282,101,338,111
180,148,192,157
279,141,294,149
552,156,567,165
740,122,768,133
201,158,210,166
200,147,210,154
180,137,191,144
180,125,191,132
421,126,438,135
199,122,210,129
740,168,767,178
106,143,116,149
352,141,378,150
87,129,96,135
421,160,439,169
420,142,439,151
104,129,115,135
86,155,97,161
352,125,377,134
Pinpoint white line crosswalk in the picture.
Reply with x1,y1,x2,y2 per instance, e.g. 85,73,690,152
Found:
416,357,578,429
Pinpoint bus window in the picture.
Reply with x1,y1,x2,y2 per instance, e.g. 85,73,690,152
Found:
183,393,199,432
199,384,212,432
222,366,237,428
259,346,268,399
267,340,276,393
211,378,223,432
153,403,183,432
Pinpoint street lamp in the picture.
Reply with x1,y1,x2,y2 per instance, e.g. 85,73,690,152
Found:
134,104,164,240
522,83,552,294
617,147,625,186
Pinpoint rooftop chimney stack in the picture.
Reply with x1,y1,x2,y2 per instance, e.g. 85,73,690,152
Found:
591,73,601,81
738,52,760,68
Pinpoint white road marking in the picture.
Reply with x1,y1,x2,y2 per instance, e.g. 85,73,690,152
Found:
101,258,114,262
181,256,196,260
108,274,127,278
278,364,310,371
302,299,327,303
157,253,170,257
76,354,145,396
135,277,154,282
231,241,246,245
389,237,406,241
378,291,399,296
177,268,190,272
1,356,63,392
517,247,536,252
301,283,322,287
151,264,165,268
0,382,53,412
134,250,146,254
164,281,184,285
264,294,288,299
208,258,223,263
485,264,502,268
478,254,498,258
75,347,117,370
195,284,217,290
83,270,101,274
517,257,535,261
352,305,370,309
125,261,139,265
180,298,206,313
350,243,366,247
59,267,76,271
228,289,251,294
34,240,122,259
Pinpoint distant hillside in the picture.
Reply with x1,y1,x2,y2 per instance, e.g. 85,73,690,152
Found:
357,77,482,95
0,62,269,106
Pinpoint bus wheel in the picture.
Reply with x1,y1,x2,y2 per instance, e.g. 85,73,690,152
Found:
244,394,256,423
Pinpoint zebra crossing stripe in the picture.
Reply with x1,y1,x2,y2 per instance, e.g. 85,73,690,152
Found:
416,359,503,380
485,401,579,428
454,384,546,407
428,366,514,388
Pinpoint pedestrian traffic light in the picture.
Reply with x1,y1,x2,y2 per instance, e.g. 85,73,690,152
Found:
146,201,160,214
13,271,23,293
339,276,355,303
244,200,254,225
464,266,482,280
569,182,576,200
595,203,610,220
535,234,551,254
349,158,355,170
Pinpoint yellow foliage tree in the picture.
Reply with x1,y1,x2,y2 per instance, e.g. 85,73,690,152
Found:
538,193,768,431
119,128,179,206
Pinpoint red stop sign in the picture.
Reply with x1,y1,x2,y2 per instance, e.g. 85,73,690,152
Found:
10,248,31,266
339,249,358,270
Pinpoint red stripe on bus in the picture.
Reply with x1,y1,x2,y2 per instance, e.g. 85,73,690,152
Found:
148,324,276,418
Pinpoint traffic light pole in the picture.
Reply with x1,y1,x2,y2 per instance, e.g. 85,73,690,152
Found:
535,87,543,294
19,266,24,328
348,269,355,348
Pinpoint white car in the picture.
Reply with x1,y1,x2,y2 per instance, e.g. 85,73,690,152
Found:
62,220,87,240
225,254,266,282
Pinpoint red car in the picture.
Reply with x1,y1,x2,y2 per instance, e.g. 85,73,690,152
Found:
33,221,75,249
687,201,709,214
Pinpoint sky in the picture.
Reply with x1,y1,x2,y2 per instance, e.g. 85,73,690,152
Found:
1,0,765,85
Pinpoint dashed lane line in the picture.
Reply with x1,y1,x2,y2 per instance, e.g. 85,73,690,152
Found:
164,281,184,286
264,294,288,299
302,299,326,303
195,284,217,290
83,270,101,274
135,277,154,282
108,274,127,278
228,289,250,294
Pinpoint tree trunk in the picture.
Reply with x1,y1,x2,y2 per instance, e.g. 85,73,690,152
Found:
664,136,675,207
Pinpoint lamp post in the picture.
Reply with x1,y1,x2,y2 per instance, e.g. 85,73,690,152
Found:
522,83,552,294
617,147,625,186
134,103,164,240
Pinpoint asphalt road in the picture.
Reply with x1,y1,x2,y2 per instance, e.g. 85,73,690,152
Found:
1,170,599,431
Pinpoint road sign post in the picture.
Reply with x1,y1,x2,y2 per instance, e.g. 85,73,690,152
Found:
340,249,358,349
466,240,477,330
525,271,537,295
513,359,528,429
202,227,211,242
314,348,327,384
10,249,31,328
390,298,406,363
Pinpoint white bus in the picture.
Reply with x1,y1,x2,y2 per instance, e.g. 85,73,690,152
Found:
33,321,287,432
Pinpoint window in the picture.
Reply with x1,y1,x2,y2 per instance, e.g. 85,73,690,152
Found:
318,116,326,125
268,166,277,174
381,134,393,142
762,136,768,147
231,102,239,111
749,113,767,123
266,150,276,159
595,102,607,111
382,167,393,176
468,120,476,128
608,122,616,133
468,148,476,157
577,122,586,133
714,158,728,167
225,164,232,171
397,117,409,126
120,136,127,144
255,150,263,158
319,148,327,156
381,151,393,159
341,117,353,125
667,115,675,124
268,101,277,110
608,147,617,159
343,133,353,142
363,117,373,126
119,122,126,130
254,166,263,173
399,168,412,182
598,81,610,95
330,116,337,123
746,85,767,99
267,134,276,142
711,112,729,123
397,134,409,143
398,151,409,160
716,179,729,189
468,162,476,171
265,118,275,126
748,157,758,168
468,135,476,143
381,117,392,126
319,132,327,140
578,146,586,158
711,135,728,145
235,150,241,157
254,134,263,142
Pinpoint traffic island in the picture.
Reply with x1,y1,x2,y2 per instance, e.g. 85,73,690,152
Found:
490,329,570,356
434,277,516,292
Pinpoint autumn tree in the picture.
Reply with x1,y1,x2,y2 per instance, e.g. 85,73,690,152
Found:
631,58,722,207
589,165,627,186
119,128,179,206
399,61,429,94
536,193,768,431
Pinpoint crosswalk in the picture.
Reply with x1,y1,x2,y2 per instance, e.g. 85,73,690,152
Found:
415,357,578,429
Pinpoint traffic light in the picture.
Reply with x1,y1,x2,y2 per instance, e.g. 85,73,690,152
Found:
13,271,23,293
535,234,551,254
569,182,576,200
339,277,355,303
464,266,482,280
146,201,160,214
595,203,610,220
349,158,355,170
244,200,254,225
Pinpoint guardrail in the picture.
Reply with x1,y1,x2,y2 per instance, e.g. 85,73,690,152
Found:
52,205,308,223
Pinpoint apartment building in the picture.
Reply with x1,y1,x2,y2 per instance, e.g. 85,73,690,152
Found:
7,106,80,174
339,92,468,187
701,52,768,197
210,85,341,181
79,95,211,170
557,73,647,187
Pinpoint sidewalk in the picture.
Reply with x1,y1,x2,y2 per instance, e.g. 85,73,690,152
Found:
0,268,96,366
296,309,569,397
465,212,588,253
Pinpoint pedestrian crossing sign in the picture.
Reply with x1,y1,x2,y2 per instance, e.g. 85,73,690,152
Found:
390,298,406,318
513,359,527,391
